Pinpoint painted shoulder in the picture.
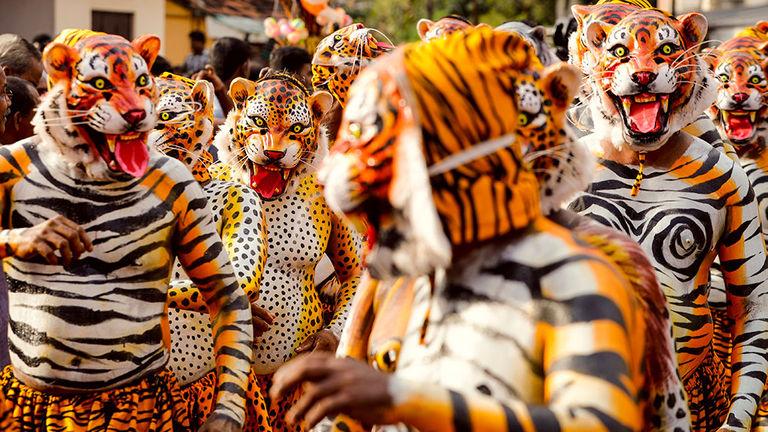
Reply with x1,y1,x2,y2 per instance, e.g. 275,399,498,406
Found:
684,133,753,201
147,152,199,184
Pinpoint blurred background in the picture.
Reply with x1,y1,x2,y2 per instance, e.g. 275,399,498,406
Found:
0,0,767,72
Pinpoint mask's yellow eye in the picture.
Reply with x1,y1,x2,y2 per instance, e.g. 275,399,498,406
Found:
159,112,171,121
660,44,675,55
373,339,401,373
751,76,762,84
291,124,304,133
719,74,729,83
136,74,149,87
334,34,343,41
348,122,362,138
92,78,107,90
518,113,530,126
612,45,628,58
254,117,266,127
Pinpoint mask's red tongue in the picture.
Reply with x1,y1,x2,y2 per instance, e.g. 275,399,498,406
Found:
114,138,149,178
627,98,661,133
726,115,754,141
251,166,288,199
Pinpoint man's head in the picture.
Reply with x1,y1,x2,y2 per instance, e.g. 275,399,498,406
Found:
0,68,10,135
269,46,312,88
0,34,43,86
1,76,39,144
210,37,251,84
189,30,206,55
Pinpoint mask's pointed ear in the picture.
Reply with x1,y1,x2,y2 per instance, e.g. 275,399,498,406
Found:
756,20,768,36
191,80,214,114
585,21,611,51
760,41,768,58
540,62,580,111
310,90,334,122
529,25,547,43
228,78,256,110
131,34,161,70
43,42,79,83
417,19,435,41
571,5,593,29
677,13,708,50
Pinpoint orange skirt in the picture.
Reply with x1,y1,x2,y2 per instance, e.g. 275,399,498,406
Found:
180,369,303,432
0,365,189,432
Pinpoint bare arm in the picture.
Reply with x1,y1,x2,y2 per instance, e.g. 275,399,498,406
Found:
173,180,254,427
720,178,768,431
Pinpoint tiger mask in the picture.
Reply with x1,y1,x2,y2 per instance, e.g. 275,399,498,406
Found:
215,73,333,200
150,73,215,179
36,34,160,179
584,10,716,152
416,15,474,42
707,39,768,148
320,29,579,279
312,23,393,107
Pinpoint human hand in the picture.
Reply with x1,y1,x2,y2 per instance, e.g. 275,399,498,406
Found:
296,328,339,354
9,215,93,265
271,352,394,428
251,302,275,339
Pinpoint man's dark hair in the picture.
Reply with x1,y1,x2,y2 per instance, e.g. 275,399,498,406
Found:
189,30,206,43
6,76,37,117
0,34,41,75
32,34,51,51
268,46,311,76
210,37,251,81
151,55,173,76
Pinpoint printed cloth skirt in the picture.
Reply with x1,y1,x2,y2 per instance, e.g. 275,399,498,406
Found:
179,369,302,432
0,365,189,432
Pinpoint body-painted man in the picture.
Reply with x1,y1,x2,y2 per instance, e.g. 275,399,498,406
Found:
0,34,253,432
271,29,647,432
146,72,272,430
569,9,768,430
211,71,362,431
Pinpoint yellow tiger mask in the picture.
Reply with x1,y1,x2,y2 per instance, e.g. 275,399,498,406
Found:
320,28,579,279
215,73,333,200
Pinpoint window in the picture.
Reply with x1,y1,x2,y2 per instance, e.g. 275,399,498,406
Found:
91,11,134,40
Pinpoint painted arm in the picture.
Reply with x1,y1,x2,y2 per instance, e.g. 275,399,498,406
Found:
323,212,363,337
719,178,768,431
273,258,643,431
167,183,268,312
173,179,254,427
387,260,643,432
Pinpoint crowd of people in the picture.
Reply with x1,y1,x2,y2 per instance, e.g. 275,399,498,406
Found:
0,1,766,431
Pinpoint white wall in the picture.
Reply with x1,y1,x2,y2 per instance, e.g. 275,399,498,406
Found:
53,0,166,53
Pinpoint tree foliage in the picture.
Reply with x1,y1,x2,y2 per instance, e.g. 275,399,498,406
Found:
350,0,558,44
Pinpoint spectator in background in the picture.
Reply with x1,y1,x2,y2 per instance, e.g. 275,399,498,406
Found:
0,67,9,368
194,37,251,121
1,77,39,145
0,68,11,136
151,55,173,76
269,46,312,89
0,34,43,87
184,30,209,75
31,34,52,53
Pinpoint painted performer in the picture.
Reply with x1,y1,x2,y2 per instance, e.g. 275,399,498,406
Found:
211,70,362,431
569,9,768,430
146,72,272,430
0,34,253,431
271,29,647,432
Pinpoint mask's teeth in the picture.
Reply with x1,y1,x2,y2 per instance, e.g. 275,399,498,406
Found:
661,96,669,113
108,160,118,170
750,111,757,122
722,111,730,125
622,98,631,113
107,138,116,153
282,170,289,180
